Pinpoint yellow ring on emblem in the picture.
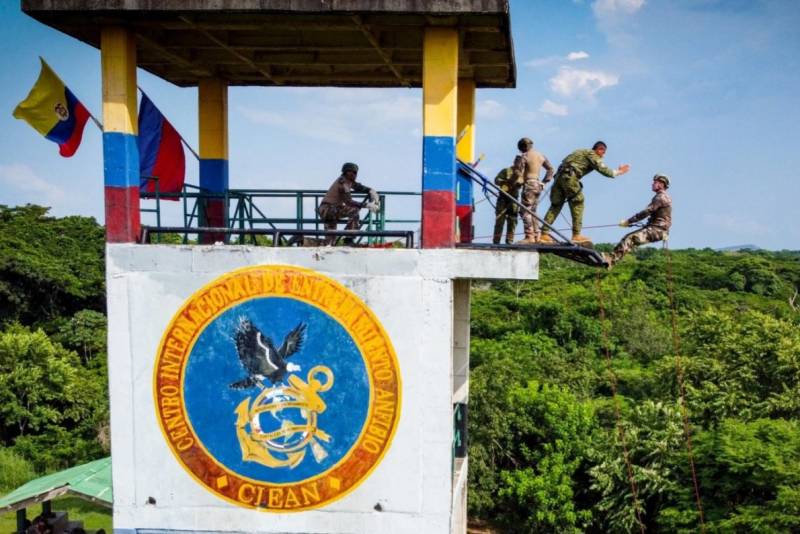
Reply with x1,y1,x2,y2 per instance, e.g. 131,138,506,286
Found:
152,265,402,512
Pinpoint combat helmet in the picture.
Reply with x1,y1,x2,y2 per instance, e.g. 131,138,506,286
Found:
341,162,359,174
517,137,533,151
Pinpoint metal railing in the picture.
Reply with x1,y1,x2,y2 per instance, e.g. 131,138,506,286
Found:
140,177,420,247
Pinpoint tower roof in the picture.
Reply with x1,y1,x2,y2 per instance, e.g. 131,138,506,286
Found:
22,0,516,88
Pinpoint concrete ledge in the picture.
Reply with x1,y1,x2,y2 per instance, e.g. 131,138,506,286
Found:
107,244,538,280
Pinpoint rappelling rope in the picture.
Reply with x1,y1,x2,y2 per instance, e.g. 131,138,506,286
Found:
663,241,707,532
595,272,647,534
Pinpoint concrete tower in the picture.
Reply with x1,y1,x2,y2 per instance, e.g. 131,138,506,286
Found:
23,2,535,532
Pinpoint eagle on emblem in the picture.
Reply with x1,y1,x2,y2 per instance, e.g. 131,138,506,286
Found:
229,318,307,389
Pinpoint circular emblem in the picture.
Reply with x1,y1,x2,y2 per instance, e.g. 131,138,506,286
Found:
154,265,401,512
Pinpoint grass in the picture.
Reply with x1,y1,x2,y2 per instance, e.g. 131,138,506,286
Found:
0,496,111,533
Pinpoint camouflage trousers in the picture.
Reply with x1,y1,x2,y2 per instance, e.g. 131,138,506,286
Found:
493,195,519,244
318,203,360,244
611,226,669,264
542,171,584,235
520,180,544,238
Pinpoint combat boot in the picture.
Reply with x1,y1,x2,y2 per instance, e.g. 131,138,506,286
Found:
571,234,592,246
518,233,537,245
538,233,556,244
505,232,515,245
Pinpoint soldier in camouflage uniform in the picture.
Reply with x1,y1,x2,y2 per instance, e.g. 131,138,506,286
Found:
317,162,379,245
539,141,630,245
604,174,672,267
493,167,522,244
514,138,555,245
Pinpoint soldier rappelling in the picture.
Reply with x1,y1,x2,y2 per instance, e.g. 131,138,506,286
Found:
603,174,672,268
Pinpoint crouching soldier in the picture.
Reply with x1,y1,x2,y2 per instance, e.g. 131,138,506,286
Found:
604,174,672,267
493,166,522,244
317,162,379,245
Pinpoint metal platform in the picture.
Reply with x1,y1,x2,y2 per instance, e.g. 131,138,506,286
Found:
457,242,609,268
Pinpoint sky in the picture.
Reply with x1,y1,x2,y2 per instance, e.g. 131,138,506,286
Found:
0,0,798,250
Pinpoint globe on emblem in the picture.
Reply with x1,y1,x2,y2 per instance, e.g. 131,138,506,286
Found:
235,366,334,468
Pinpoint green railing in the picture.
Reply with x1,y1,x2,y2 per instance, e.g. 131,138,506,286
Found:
140,178,420,246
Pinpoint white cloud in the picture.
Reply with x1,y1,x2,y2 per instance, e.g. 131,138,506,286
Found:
567,51,590,61
592,0,645,15
527,51,591,68
0,163,65,204
476,99,506,120
549,67,619,98
539,100,569,116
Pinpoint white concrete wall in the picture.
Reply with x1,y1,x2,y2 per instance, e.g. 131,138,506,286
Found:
106,245,537,534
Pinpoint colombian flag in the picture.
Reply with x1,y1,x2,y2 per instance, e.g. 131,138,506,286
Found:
138,93,185,197
13,58,91,158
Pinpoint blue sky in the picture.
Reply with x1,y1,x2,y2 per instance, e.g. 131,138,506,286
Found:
0,0,798,249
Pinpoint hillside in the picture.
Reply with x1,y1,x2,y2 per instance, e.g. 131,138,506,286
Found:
468,246,800,532
1,205,799,532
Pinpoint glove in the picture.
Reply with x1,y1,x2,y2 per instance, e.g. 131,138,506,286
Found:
366,201,380,214
369,188,380,203
619,219,630,228
500,185,509,192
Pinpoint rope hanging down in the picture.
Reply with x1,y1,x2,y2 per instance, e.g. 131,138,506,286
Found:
664,242,707,532
595,272,646,534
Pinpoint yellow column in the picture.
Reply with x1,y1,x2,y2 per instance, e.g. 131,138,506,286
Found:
456,79,476,162
198,78,229,242
456,79,476,242
101,26,139,243
421,27,459,248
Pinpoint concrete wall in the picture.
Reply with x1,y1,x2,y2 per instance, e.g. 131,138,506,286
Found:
106,245,537,534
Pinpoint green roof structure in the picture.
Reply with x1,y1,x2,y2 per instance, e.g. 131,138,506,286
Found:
0,457,112,513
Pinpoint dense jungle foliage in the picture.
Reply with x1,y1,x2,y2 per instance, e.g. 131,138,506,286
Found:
469,243,800,532
1,205,799,533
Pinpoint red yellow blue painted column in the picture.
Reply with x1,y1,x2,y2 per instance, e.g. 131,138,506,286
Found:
422,28,458,248
101,27,140,243
198,78,229,243
456,79,476,243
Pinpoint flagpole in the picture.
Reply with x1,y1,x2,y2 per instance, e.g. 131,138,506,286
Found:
137,86,200,161
88,112,103,131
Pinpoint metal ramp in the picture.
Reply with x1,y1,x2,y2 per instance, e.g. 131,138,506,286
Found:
456,159,610,268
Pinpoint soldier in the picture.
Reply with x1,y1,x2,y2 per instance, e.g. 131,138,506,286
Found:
539,141,630,245
317,162,379,245
492,166,522,244
603,174,672,267
514,138,555,245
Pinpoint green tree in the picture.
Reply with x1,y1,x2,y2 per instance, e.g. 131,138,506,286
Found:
0,325,106,470
693,418,800,532
589,400,698,533
0,205,105,327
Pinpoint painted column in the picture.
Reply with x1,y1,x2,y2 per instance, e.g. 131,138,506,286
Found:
421,28,458,249
198,78,229,243
456,79,475,243
101,27,140,243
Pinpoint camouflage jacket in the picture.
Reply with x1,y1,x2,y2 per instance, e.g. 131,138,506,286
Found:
559,148,616,179
628,191,672,230
321,175,371,208
494,167,522,197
